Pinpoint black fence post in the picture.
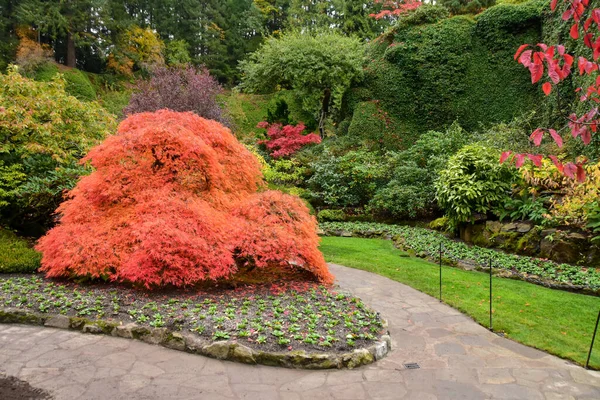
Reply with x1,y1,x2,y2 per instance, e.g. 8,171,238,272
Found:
489,258,493,331
586,308,600,369
439,243,442,302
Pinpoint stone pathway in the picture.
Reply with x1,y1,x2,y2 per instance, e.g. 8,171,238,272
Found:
1,263,600,400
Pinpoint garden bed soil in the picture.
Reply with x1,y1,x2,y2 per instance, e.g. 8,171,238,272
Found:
0,274,385,356
0,375,51,400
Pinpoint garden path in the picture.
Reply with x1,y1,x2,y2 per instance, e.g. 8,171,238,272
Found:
1,263,600,399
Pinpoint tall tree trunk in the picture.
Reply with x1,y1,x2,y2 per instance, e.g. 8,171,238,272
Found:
66,31,76,68
319,88,331,138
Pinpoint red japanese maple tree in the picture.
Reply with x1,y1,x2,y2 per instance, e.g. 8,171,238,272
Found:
370,0,422,20
504,0,600,182
36,110,333,288
257,122,321,158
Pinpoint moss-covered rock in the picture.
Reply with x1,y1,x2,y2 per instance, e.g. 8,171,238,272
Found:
203,341,231,360
230,344,256,365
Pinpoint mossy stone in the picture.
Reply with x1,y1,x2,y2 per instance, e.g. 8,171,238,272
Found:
231,344,256,364
203,341,231,360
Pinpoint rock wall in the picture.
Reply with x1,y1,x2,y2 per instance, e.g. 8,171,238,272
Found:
460,221,600,266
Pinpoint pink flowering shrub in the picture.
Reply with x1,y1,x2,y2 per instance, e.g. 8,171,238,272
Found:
257,122,321,158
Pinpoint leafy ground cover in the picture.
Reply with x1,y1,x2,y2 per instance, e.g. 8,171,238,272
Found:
0,229,40,274
320,222,600,290
320,236,600,369
0,275,384,353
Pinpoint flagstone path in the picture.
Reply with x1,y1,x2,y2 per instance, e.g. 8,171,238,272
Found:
1,263,600,399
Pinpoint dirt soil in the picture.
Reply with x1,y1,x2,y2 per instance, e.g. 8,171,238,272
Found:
0,375,52,400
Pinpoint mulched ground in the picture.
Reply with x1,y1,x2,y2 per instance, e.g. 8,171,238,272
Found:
0,273,385,354
0,375,51,400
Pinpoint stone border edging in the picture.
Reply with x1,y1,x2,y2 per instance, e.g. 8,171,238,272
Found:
0,308,391,369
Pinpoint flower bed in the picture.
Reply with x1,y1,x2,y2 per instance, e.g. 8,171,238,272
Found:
0,275,390,369
320,222,600,293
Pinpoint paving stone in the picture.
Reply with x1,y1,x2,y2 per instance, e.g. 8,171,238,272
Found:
279,373,327,392
543,393,576,400
362,381,407,399
433,380,487,400
570,368,600,387
493,337,547,359
481,383,544,400
329,382,366,399
512,368,549,383
426,328,453,338
130,360,165,378
1,263,600,400
363,369,404,383
458,335,492,347
477,368,515,384
434,342,466,356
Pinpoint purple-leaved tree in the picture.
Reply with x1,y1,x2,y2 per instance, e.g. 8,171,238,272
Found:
124,65,228,125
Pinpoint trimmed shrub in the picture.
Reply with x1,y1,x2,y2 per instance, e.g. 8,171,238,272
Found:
62,69,97,101
32,63,97,101
355,2,542,139
347,101,408,151
318,209,347,222
0,228,41,273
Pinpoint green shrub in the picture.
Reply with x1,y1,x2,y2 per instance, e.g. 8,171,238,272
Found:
31,63,97,101
33,62,59,81
429,216,450,231
0,66,116,233
63,69,97,101
307,149,388,207
369,123,470,219
0,228,41,273
347,101,408,151
368,164,433,219
98,89,132,119
318,209,347,222
264,158,308,186
435,144,519,227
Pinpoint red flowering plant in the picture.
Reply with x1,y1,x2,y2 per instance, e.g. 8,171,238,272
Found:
505,0,600,182
370,0,422,20
36,110,334,288
257,121,322,158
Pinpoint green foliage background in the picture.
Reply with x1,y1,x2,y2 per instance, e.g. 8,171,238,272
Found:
344,2,545,140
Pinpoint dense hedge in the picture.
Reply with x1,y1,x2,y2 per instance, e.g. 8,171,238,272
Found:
33,63,97,101
0,228,40,273
348,2,544,138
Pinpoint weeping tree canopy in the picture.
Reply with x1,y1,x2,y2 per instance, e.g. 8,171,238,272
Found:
239,30,365,136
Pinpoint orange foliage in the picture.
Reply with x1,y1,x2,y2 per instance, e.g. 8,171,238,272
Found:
36,110,333,288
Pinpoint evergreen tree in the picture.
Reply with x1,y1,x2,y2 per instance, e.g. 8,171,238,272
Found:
0,0,18,70
16,0,102,68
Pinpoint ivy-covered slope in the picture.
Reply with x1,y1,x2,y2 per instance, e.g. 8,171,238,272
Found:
343,2,546,142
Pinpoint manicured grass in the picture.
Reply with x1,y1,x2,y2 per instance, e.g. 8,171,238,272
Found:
320,236,600,369
0,229,40,273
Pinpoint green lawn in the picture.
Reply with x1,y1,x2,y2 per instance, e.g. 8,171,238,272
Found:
320,236,600,369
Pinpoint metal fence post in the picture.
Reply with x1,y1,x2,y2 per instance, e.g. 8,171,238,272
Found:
439,243,442,302
586,308,600,369
489,258,493,331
